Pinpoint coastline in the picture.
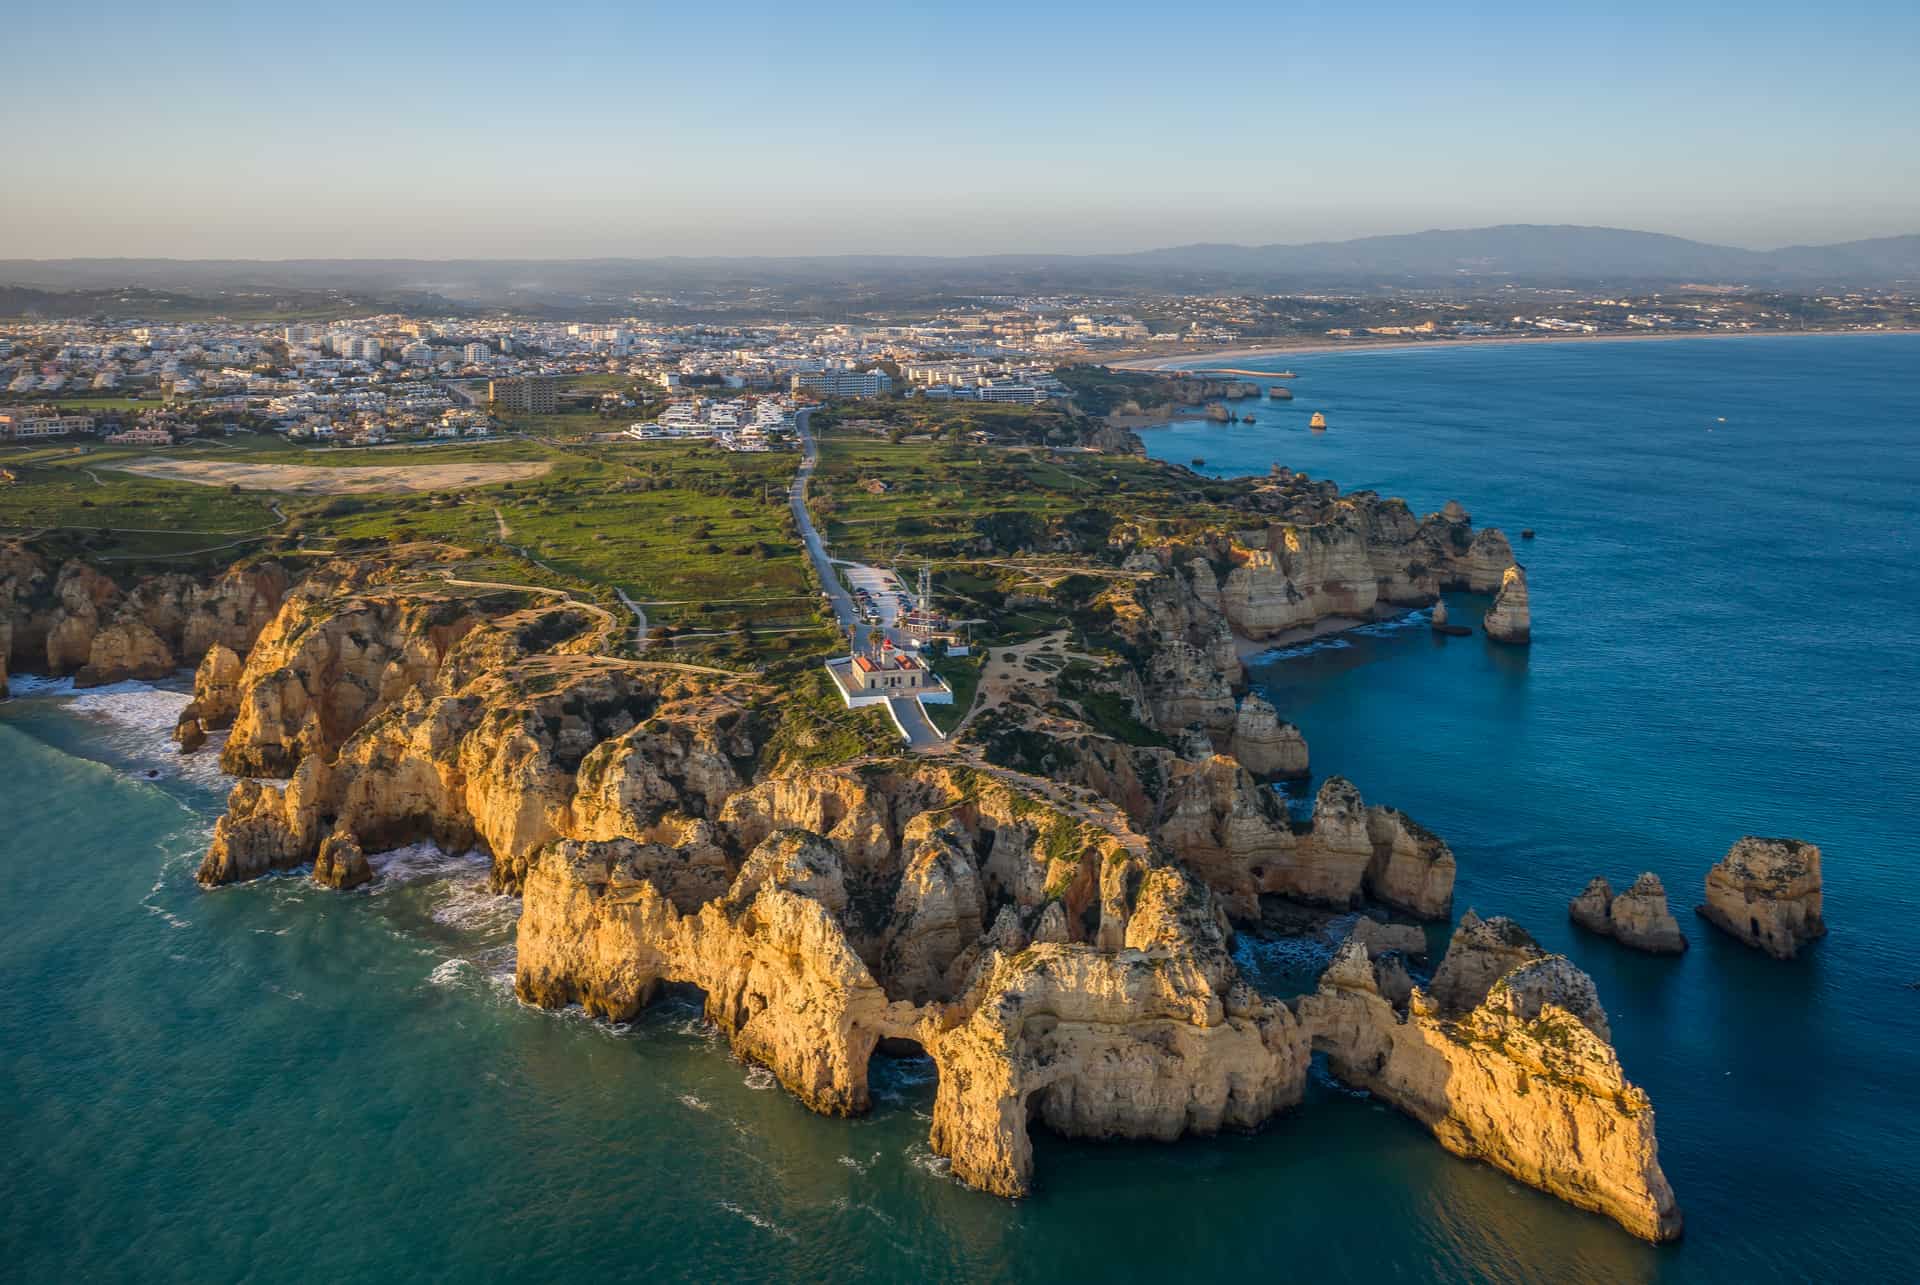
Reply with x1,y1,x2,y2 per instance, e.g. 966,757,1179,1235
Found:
1108,326,1920,372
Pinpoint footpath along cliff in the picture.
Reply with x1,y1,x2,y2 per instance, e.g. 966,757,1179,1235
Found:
168,546,1676,1240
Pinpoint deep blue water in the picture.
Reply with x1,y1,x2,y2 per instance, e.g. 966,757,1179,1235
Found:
5,335,1918,1281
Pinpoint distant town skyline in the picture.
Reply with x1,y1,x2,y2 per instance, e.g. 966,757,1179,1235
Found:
7,0,1917,259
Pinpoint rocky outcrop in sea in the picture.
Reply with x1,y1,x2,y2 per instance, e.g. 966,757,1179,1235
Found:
1570,874,1688,954
1696,837,1826,959
1295,913,1683,1242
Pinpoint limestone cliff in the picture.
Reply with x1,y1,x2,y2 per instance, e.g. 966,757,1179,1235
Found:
184,552,1674,1236
1483,563,1532,645
1696,837,1825,959
514,758,1309,1194
214,580,488,777
1229,693,1309,780
1112,485,1524,645
1155,769,1454,922
0,543,286,691
199,599,732,890
1296,914,1683,1243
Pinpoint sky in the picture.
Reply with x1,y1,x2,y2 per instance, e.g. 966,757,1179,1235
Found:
4,0,1917,259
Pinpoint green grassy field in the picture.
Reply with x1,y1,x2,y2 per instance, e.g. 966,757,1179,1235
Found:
809,432,1247,563
928,651,982,734
2,437,824,665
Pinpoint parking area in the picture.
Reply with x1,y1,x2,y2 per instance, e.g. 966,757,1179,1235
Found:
841,564,912,630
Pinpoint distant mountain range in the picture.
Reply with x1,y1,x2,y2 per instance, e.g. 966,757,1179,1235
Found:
2,226,1916,311
1108,225,1920,283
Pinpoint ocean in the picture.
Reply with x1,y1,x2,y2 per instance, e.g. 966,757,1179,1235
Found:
5,334,1917,1282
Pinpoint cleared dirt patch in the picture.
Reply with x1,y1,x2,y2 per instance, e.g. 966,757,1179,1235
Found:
109,457,552,494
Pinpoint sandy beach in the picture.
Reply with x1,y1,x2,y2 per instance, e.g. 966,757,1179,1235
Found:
1109,326,1920,372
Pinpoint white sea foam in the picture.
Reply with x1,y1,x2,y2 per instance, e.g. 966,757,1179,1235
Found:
742,1065,776,1091
369,842,489,885
14,674,239,787
679,1094,712,1112
904,1142,956,1183
715,1200,795,1240
428,958,471,986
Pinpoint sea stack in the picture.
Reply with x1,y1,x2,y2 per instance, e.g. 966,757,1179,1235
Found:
1569,877,1615,934
1229,693,1309,780
1571,874,1688,953
1612,873,1688,954
312,830,373,891
1483,563,1532,644
1697,837,1825,959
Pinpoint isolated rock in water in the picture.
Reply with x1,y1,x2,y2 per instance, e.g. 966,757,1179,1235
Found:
1229,693,1309,780
312,830,372,890
1697,837,1825,959
1295,920,1682,1243
1569,877,1615,935
1483,563,1532,644
191,643,246,729
173,713,208,753
1431,598,1449,627
1611,873,1687,954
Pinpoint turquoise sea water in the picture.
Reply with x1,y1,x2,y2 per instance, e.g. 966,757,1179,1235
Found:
5,335,1918,1281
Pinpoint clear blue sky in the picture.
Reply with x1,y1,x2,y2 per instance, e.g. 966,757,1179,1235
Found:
6,0,1916,258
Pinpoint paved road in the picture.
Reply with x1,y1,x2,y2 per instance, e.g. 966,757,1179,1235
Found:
790,407,865,649
613,587,648,653
889,695,945,749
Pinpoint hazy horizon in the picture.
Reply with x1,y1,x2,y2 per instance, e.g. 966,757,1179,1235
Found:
7,0,1918,259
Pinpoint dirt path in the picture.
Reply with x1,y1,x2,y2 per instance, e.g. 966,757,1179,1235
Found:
493,507,512,540
433,573,742,677
939,629,1103,741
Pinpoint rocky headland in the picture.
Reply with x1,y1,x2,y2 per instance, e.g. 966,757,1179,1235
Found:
1296,912,1683,1242
132,539,1679,1241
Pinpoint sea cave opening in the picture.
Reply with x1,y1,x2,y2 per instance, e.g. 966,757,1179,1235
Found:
868,1037,938,1114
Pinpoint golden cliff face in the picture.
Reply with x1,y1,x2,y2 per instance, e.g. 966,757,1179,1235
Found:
181,553,1673,1237
0,546,287,693
198,592,740,890
1155,767,1454,922
215,581,487,778
1155,492,1525,642
1296,913,1683,1243
513,772,1311,1197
